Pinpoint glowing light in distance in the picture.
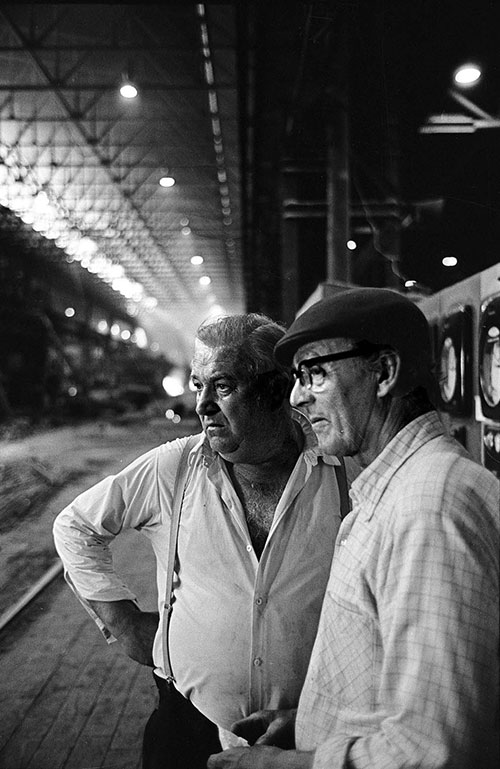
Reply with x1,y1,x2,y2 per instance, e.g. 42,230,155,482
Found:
74,237,98,260
199,275,212,286
181,226,191,236
120,83,138,99
159,176,175,188
207,304,225,318
405,280,417,288
191,255,204,265
133,327,148,349
453,64,481,86
347,240,357,250
64,307,75,318
162,375,185,397
110,323,121,337
442,256,458,267
164,410,182,424
97,320,109,334
68,386,78,397
121,329,131,341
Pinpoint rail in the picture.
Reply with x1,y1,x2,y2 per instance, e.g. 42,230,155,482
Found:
0,559,63,632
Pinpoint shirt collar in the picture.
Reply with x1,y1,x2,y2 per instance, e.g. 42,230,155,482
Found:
195,408,340,468
350,410,445,520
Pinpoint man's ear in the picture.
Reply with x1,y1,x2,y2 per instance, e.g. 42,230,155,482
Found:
375,351,401,398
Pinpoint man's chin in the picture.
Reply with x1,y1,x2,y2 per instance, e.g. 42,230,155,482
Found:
205,432,239,456
313,429,346,457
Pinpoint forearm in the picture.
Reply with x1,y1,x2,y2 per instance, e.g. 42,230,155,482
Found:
88,599,159,666
280,750,314,769
87,598,141,636
207,746,314,769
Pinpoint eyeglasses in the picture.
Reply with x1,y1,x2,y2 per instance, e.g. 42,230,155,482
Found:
291,345,373,390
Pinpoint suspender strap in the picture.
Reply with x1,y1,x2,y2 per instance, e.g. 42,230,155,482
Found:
162,434,201,682
334,457,350,520
161,437,349,680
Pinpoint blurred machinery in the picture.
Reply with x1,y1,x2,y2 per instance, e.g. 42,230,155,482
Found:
0,231,179,425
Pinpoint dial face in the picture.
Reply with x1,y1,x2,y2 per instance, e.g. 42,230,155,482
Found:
480,325,500,408
440,336,458,403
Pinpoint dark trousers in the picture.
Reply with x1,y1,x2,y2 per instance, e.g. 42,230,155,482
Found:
142,674,222,769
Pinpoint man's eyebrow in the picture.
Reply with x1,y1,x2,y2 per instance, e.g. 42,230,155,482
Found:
190,372,238,383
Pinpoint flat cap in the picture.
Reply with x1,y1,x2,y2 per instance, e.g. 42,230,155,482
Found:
274,287,434,397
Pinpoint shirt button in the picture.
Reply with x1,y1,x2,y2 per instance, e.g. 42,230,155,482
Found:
255,597,263,606
253,657,263,667
246,544,252,552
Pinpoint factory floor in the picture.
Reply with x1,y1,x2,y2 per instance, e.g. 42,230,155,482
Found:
0,413,198,769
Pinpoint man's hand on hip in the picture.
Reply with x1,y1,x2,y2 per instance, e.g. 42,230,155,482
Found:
88,599,159,666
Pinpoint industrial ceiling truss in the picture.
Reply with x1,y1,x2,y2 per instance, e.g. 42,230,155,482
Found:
0,3,244,349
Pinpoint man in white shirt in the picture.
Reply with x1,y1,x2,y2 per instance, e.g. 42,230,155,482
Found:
53,312,348,769
208,289,499,769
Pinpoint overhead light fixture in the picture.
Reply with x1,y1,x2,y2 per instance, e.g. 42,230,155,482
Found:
159,176,175,188
191,255,204,265
199,275,212,286
442,256,458,267
119,79,138,99
346,239,357,250
422,63,495,133
453,63,482,88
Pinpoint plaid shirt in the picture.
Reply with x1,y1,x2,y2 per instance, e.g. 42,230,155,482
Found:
296,411,499,769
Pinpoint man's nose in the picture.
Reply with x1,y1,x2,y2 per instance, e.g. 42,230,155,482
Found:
290,378,313,408
195,385,219,415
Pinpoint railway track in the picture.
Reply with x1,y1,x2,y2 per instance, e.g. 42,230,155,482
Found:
0,558,63,632
0,414,198,634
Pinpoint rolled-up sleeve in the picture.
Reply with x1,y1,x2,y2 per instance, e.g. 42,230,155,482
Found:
53,445,164,604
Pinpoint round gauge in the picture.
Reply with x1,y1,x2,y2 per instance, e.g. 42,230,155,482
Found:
439,335,458,403
480,324,500,408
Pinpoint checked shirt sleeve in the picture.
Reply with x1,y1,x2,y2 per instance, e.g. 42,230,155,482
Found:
311,455,499,769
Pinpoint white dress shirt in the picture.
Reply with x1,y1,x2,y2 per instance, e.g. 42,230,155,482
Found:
53,412,344,731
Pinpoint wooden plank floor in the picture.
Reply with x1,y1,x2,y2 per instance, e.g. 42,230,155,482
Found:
0,529,159,769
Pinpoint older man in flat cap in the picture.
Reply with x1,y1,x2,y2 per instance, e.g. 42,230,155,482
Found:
208,288,500,769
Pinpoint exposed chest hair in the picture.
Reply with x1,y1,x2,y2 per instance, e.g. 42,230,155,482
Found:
233,473,288,556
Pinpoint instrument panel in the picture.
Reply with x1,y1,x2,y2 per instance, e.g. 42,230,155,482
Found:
418,264,500,479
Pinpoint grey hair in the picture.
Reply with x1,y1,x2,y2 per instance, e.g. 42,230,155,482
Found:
195,313,289,380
